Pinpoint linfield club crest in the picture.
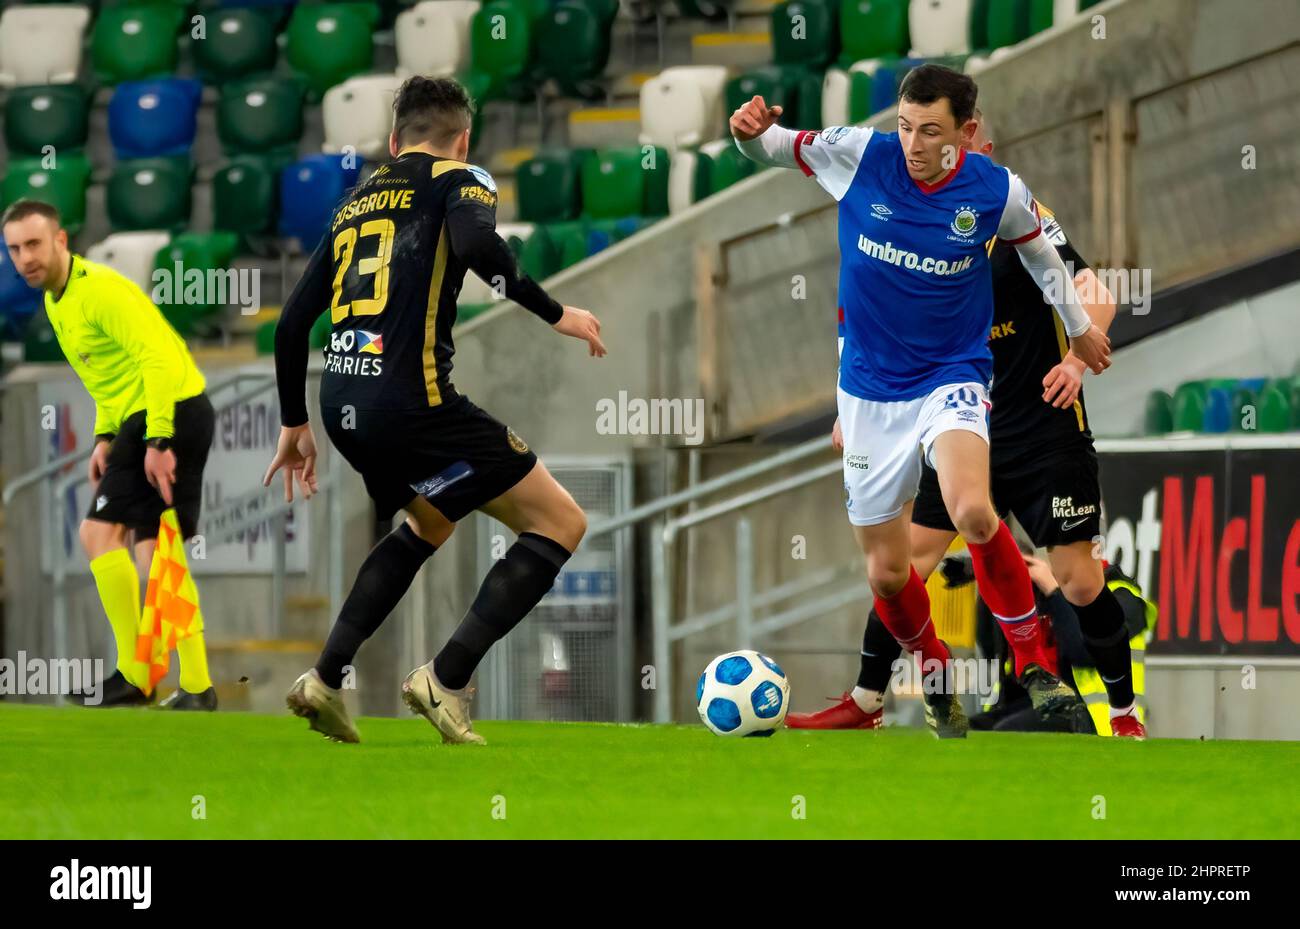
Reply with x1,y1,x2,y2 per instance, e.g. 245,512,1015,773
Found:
950,206,979,237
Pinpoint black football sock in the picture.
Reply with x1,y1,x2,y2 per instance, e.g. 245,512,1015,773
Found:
1073,586,1135,708
433,532,572,690
316,523,437,689
858,608,903,693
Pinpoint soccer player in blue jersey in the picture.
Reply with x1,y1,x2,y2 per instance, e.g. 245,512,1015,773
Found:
731,64,1112,737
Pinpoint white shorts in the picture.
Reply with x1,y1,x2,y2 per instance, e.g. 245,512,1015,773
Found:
839,381,990,527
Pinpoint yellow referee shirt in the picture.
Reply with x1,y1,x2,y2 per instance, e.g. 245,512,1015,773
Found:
45,254,205,439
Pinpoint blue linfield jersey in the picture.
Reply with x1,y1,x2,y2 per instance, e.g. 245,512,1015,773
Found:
797,126,1044,402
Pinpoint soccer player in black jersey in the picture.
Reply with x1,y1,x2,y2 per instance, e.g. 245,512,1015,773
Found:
266,77,607,744
789,110,1146,738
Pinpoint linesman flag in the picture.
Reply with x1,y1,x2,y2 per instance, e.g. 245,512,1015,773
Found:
132,509,205,695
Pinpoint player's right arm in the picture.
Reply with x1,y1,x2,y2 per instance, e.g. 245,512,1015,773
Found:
730,95,873,200
264,235,330,502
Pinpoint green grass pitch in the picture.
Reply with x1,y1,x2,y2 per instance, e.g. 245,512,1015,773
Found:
1,703,1296,839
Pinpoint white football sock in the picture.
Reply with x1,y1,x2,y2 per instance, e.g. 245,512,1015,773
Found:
851,686,884,714
1109,701,1136,719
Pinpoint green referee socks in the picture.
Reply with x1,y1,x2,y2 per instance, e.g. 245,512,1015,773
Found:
89,548,144,688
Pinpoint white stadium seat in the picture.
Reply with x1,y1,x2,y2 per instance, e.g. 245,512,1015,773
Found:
821,68,851,127
909,0,972,58
85,232,172,296
639,66,729,153
0,4,91,87
396,0,480,78
322,74,405,162
668,148,699,214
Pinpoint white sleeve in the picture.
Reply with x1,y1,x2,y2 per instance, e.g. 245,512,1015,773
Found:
996,169,1043,243
735,125,873,201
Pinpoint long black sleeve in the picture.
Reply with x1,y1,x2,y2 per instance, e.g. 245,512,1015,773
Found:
444,195,564,325
275,235,333,427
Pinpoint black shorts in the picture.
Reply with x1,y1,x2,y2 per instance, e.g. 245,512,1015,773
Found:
87,393,215,540
911,445,1102,548
322,395,538,522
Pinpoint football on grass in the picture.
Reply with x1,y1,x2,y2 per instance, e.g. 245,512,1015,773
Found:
697,650,789,736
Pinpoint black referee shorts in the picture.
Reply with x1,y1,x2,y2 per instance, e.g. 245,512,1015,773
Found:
87,393,215,540
911,444,1103,549
322,394,538,522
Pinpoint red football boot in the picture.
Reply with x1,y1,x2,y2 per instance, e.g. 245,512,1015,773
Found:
1110,713,1147,739
785,692,883,730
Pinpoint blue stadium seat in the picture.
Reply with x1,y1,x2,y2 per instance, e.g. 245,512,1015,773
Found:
108,78,204,159
869,57,929,116
1202,387,1232,433
278,154,364,248
0,246,43,340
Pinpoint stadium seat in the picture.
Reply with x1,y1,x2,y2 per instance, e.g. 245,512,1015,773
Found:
536,0,616,96
1028,0,1054,34
1142,389,1173,436
212,156,281,236
0,245,43,340
771,0,839,70
192,6,278,83
839,0,910,65
726,65,806,136
91,4,186,84
395,0,480,78
910,0,973,57
285,2,378,99
639,66,729,152
470,0,536,98
1229,386,1258,432
106,157,193,232
675,0,737,19
582,147,669,220
255,319,277,355
0,4,91,87
1202,387,1231,433
1170,381,1206,432
153,231,241,333
501,222,560,281
517,149,587,224
23,311,64,362
278,154,364,249
85,230,173,294
1,154,93,234
310,308,332,349
218,77,306,157
1257,381,1292,433
983,0,1032,50
586,217,651,256
4,84,90,158
322,73,404,162
108,78,203,159
541,220,590,271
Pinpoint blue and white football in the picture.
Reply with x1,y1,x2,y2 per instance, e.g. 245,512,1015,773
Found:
696,650,789,737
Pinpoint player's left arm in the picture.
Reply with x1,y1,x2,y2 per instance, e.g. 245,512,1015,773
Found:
998,172,1110,375
1040,216,1118,408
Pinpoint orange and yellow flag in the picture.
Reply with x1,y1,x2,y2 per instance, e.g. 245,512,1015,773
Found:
133,509,205,696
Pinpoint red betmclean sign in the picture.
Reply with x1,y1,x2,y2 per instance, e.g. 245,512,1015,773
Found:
1098,449,1300,655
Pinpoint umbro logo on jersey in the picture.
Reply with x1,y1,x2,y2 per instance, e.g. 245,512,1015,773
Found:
871,203,892,220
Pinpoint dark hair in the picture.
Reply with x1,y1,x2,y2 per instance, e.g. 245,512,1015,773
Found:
898,63,978,126
1,198,61,228
392,76,475,150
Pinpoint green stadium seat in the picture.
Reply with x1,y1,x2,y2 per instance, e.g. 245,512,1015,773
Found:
1,155,93,234
213,156,281,235
470,0,535,98
1230,386,1258,432
675,0,737,19
691,138,757,201
1171,381,1207,432
517,149,586,223
1028,0,1053,35
1257,381,1292,433
772,0,839,70
23,311,65,362
793,67,825,129
985,0,1032,49
839,0,909,65
536,0,614,94
969,0,991,51
511,226,560,280
107,157,193,231
1142,390,1173,435
91,4,186,84
217,78,305,157
255,319,277,355
285,3,378,99
542,220,589,271
582,147,669,219
193,7,278,83
309,308,332,350
152,231,240,334
4,85,90,158
726,66,806,135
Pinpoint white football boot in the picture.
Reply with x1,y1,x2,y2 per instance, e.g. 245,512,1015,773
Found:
401,663,486,745
286,669,360,743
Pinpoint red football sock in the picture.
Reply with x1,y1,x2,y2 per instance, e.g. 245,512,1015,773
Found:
873,566,949,670
968,520,1048,676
